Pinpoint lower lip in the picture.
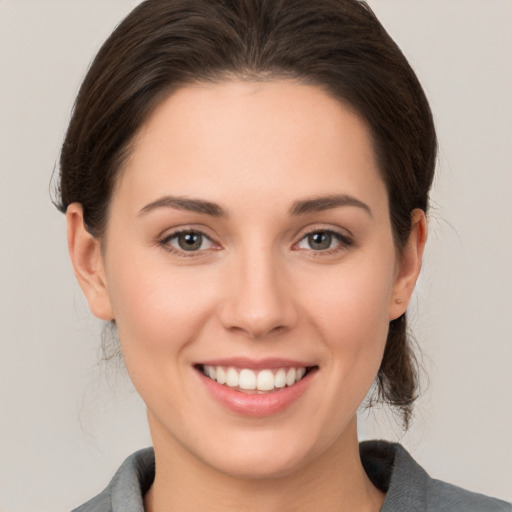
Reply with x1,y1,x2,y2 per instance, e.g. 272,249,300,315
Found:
197,369,316,417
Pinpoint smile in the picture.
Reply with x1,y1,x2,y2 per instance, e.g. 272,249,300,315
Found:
195,360,318,416
199,365,310,393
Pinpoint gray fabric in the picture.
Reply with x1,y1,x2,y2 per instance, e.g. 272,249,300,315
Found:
360,441,511,511
73,448,154,512
72,442,511,511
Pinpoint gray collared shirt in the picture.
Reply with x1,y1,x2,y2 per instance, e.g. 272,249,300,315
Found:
72,441,511,511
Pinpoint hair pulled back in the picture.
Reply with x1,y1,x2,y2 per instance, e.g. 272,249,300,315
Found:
57,0,437,428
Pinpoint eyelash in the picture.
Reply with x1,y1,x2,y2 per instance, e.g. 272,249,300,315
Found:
294,229,354,256
157,228,354,257
158,229,219,257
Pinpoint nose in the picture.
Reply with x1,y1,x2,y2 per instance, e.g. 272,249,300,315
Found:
218,247,299,339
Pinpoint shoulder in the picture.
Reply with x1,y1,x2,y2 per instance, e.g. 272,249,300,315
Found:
426,477,511,512
360,440,511,512
71,448,155,512
72,490,111,512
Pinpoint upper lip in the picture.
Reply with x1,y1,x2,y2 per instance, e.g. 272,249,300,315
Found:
195,357,317,370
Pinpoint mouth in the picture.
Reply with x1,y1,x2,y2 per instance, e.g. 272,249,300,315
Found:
194,359,318,417
195,364,317,394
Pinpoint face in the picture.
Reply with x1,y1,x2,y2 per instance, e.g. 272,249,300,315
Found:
69,80,422,479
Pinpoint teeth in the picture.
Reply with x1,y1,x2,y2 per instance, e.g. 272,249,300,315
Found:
216,367,226,384
239,369,256,390
296,367,306,381
274,369,286,388
201,365,309,392
286,368,296,386
226,367,239,387
256,369,274,391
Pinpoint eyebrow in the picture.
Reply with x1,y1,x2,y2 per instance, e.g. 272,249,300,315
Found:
138,196,226,217
290,194,373,217
138,193,372,218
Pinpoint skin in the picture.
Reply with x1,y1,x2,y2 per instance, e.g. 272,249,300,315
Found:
67,80,426,512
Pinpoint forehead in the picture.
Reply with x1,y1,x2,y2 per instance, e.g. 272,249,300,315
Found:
116,79,386,214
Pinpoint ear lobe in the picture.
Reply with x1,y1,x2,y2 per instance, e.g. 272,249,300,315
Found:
66,203,114,321
389,209,427,321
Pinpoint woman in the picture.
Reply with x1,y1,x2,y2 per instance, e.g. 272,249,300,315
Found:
56,0,510,510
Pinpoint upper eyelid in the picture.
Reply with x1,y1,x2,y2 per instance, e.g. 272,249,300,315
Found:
293,224,354,242
158,230,220,258
161,230,217,246
295,230,352,247
159,225,218,242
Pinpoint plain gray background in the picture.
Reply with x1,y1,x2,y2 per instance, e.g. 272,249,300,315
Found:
0,1,511,510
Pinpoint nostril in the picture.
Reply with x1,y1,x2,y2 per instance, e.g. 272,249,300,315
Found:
223,319,290,340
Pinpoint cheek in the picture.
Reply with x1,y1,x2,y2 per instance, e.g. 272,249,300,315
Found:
104,251,219,358
300,255,395,367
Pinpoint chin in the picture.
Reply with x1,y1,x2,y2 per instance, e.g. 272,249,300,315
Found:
190,422,344,481
207,445,313,480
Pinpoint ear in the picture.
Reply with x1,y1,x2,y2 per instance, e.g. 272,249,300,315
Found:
389,209,427,321
66,203,114,320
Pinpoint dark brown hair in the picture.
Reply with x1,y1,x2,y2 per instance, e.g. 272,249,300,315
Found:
56,0,437,427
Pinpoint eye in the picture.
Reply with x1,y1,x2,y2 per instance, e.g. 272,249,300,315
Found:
160,230,217,254
296,230,352,252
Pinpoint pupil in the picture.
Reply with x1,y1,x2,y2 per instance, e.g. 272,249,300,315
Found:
178,232,202,251
309,232,331,250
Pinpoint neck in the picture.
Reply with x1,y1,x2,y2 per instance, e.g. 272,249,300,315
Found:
144,418,384,512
